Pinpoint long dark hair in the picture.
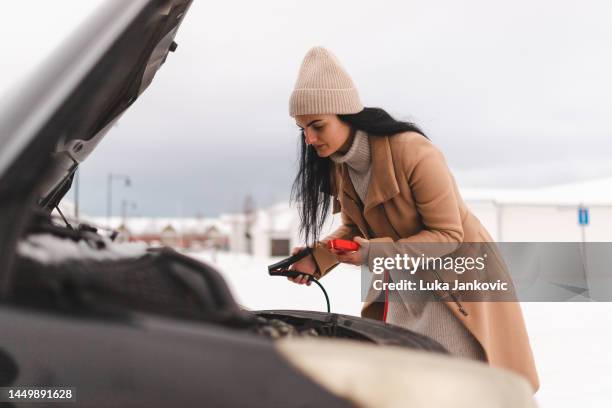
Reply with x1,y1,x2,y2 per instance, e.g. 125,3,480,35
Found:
290,107,428,246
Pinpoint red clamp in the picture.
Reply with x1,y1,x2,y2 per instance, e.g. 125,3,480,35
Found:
327,239,360,252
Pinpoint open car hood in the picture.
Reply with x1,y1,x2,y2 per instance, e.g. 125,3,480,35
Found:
0,0,192,210
0,0,192,295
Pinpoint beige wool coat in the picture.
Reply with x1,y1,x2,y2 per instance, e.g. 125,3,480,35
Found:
310,131,540,393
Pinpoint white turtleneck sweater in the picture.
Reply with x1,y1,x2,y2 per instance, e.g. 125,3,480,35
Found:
329,128,372,204
328,129,486,362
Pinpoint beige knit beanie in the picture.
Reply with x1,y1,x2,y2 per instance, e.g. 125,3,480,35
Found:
289,46,364,117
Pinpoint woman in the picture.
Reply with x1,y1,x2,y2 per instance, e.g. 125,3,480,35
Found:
286,46,539,392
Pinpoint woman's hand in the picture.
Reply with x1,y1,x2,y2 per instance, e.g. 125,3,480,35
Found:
287,246,317,286
287,237,369,286
329,236,369,266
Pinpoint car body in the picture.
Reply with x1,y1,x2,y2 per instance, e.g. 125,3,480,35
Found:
0,1,536,406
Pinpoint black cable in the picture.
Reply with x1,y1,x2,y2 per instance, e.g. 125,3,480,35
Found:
268,247,331,313
309,276,330,313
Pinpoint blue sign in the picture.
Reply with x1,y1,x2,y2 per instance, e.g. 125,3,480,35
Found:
578,207,589,226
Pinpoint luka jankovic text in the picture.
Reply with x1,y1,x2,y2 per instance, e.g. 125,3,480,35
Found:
373,279,509,292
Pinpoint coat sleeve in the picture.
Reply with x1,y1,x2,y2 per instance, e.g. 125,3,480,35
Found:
367,137,464,267
311,195,362,279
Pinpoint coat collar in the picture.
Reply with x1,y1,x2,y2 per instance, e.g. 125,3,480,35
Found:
335,135,400,213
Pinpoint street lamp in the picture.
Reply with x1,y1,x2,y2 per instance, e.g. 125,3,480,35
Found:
107,173,131,227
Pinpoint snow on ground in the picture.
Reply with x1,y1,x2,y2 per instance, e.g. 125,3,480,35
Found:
522,302,612,407
190,249,612,407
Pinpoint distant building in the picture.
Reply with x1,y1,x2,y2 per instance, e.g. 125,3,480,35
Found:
462,177,612,242
85,216,231,251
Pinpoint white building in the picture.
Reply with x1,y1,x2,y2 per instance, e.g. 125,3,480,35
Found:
463,177,612,242
240,201,340,258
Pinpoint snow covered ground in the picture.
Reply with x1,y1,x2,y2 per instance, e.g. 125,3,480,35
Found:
190,249,612,407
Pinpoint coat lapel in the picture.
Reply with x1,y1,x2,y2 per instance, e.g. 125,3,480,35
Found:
363,136,400,213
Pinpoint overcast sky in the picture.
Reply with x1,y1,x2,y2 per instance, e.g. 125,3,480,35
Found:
1,1,610,217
